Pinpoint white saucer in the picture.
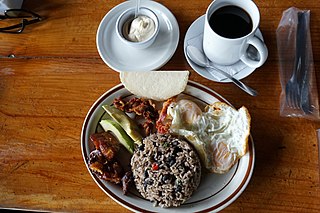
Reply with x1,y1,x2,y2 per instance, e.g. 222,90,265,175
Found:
184,15,264,83
96,0,179,72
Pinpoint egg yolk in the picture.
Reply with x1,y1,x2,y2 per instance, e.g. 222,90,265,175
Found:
175,99,202,125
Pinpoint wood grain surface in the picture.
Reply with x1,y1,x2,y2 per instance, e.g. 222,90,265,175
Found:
0,0,319,212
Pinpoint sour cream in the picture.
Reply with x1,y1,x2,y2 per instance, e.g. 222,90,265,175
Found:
127,15,155,42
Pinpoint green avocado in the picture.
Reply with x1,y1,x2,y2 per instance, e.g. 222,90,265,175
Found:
102,105,142,146
99,119,134,154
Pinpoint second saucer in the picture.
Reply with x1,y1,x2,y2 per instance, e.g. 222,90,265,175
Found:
184,15,265,83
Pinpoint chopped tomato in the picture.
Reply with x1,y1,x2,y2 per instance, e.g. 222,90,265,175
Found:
152,162,159,171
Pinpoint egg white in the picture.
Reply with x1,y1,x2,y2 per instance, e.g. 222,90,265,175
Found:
168,100,250,174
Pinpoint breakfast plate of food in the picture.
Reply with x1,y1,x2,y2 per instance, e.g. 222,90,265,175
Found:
81,71,255,212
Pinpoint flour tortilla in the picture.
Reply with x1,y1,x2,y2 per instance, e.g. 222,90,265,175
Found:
120,71,189,101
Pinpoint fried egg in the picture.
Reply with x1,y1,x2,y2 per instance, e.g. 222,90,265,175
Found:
167,100,251,174
168,99,202,128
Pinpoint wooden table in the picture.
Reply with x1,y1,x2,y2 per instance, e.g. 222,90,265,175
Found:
0,0,319,212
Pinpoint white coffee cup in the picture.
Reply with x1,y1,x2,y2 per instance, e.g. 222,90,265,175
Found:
203,0,268,68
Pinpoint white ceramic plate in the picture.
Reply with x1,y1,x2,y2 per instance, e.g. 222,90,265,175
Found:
96,0,179,72
184,15,264,83
81,81,255,212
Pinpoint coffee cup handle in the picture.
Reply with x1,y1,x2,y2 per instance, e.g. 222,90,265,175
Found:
240,36,268,68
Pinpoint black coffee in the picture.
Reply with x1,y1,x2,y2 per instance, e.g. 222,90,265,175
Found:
209,5,253,39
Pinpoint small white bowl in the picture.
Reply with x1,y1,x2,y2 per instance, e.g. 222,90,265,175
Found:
116,7,159,49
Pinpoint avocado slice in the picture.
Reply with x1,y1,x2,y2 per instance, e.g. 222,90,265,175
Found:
100,119,134,154
102,105,142,146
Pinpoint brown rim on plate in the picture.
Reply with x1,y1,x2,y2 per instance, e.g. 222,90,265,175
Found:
81,81,254,212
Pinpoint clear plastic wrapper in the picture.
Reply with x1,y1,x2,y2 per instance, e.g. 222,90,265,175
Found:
276,7,319,120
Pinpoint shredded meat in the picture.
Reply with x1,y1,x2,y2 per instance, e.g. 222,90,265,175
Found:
113,97,159,136
113,97,126,111
88,149,123,184
156,97,176,134
90,132,120,161
88,132,128,187
141,120,153,136
121,171,133,195
88,150,105,173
